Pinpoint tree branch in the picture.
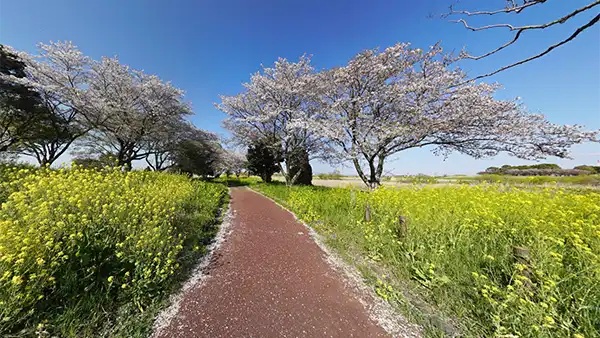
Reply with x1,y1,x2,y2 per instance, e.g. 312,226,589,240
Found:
442,0,544,18
458,1,600,60
469,13,600,82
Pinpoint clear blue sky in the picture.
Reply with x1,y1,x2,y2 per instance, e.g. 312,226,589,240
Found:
1,0,598,174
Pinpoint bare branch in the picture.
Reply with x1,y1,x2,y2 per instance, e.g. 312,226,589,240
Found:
469,13,600,82
443,0,600,79
442,0,544,18
456,1,600,61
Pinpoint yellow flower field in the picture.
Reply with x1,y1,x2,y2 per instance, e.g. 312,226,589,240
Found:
0,166,227,336
255,184,600,337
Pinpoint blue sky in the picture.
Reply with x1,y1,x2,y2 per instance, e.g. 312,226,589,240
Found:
1,0,598,174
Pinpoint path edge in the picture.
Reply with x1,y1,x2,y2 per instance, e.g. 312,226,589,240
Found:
150,189,235,338
248,187,422,338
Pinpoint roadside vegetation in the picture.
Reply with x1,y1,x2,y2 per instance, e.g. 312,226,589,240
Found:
253,182,600,337
0,165,228,337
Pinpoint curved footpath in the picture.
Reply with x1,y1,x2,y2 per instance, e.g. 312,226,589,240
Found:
153,187,390,337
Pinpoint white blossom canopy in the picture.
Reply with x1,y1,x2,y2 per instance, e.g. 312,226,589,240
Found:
217,56,332,185
81,56,192,166
308,43,598,186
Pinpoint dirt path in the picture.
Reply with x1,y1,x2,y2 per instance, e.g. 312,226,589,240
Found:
153,187,388,337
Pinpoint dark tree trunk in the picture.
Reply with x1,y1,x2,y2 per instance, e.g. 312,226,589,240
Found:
262,173,272,183
287,148,312,185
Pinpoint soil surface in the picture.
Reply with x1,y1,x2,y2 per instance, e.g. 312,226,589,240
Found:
154,187,388,337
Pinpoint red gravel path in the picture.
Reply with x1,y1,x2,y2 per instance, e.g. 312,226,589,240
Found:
155,187,388,338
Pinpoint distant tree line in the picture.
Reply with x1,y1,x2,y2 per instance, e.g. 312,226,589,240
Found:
481,164,600,176
573,165,600,174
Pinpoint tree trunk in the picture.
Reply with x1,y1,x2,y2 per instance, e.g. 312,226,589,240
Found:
40,158,52,168
122,160,133,171
262,173,272,183
287,147,312,186
352,155,384,190
278,162,293,186
352,157,370,188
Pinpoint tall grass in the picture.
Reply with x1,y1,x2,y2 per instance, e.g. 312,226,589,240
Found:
254,184,600,337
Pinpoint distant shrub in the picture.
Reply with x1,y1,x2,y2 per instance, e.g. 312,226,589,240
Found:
501,163,561,170
502,168,590,176
483,166,501,174
316,171,344,180
480,166,592,177
574,165,600,174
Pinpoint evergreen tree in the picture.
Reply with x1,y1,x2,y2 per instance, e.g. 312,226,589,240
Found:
0,45,48,152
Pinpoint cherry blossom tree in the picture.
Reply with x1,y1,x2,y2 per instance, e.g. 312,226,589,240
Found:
145,118,192,171
309,43,599,188
81,56,192,169
217,56,330,186
171,127,222,177
3,41,196,169
0,42,91,165
217,149,247,177
443,0,600,80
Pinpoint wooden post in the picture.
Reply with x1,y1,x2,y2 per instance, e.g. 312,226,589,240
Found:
397,215,407,239
365,204,371,222
513,246,530,262
513,246,533,287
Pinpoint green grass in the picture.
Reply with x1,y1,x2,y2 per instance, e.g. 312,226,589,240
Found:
253,183,600,337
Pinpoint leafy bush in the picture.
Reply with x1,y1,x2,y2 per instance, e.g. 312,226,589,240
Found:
0,166,227,336
255,184,600,337
574,165,600,174
316,172,344,180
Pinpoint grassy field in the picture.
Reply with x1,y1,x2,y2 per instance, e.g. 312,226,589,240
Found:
298,174,600,191
0,165,228,337
450,174,600,186
253,183,600,337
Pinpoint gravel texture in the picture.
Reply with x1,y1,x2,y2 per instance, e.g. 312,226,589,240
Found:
153,187,389,337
